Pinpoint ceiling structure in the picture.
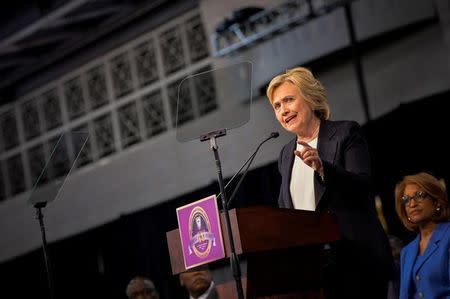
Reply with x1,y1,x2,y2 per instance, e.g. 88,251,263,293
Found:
0,0,441,109
0,0,189,107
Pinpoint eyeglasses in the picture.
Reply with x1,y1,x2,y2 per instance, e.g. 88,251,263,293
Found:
401,191,428,206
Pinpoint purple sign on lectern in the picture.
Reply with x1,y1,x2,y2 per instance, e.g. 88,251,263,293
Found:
176,195,225,269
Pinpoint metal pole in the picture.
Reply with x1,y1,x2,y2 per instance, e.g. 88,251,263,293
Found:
210,136,244,299
35,203,55,299
344,3,371,121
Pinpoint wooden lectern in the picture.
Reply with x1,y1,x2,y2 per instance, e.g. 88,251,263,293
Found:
166,206,340,299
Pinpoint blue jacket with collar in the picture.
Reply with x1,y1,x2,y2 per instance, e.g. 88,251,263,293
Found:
400,222,450,299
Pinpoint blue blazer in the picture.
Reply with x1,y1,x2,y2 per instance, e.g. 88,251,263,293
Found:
277,120,393,275
400,222,450,299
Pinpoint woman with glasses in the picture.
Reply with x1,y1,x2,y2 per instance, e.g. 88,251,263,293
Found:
395,172,450,299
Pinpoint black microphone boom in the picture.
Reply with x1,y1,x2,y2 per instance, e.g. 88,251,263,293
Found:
221,131,279,208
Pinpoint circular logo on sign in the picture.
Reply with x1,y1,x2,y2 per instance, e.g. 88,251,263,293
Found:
188,206,215,258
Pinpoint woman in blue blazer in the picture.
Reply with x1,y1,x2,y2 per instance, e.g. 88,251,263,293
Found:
266,67,393,299
395,172,450,299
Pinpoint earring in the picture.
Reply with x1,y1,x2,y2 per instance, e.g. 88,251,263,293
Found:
407,217,412,221
436,206,441,212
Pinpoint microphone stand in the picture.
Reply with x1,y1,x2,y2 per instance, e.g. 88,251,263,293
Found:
34,202,55,299
227,151,256,209
221,132,279,208
200,129,244,299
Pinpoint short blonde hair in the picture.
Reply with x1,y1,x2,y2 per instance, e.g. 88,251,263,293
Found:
266,67,330,120
395,172,449,231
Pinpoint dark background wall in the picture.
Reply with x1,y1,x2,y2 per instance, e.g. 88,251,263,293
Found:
365,90,450,242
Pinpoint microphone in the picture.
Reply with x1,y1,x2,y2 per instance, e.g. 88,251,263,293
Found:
219,132,279,208
269,132,280,138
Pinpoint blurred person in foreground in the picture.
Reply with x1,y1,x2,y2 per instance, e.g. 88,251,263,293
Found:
395,172,450,299
126,276,159,299
266,66,393,299
179,268,218,299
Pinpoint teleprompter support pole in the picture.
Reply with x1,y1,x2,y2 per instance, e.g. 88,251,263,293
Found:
202,129,244,299
35,202,55,299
